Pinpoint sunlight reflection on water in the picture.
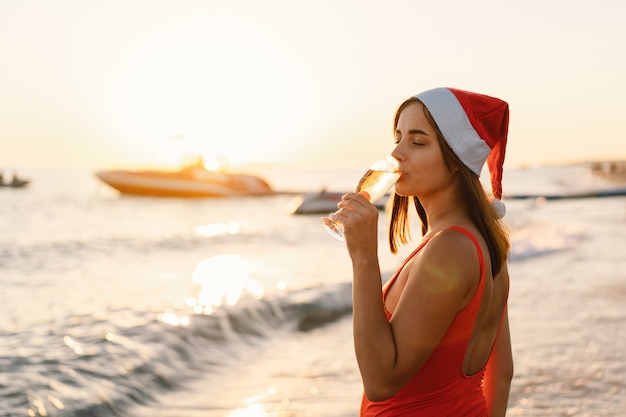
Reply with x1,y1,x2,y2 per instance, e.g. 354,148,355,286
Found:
227,403,268,417
190,254,263,314
226,388,278,417
194,221,241,237
157,253,276,328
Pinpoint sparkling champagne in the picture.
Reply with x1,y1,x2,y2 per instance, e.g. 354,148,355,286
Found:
356,169,401,202
320,155,399,241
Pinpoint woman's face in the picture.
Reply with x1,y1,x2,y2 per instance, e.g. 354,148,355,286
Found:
391,101,456,198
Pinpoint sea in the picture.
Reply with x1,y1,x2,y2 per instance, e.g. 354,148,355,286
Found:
1,162,625,417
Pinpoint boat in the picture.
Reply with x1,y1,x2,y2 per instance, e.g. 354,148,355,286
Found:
289,190,390,214
95,163,274,198
0,175,30,188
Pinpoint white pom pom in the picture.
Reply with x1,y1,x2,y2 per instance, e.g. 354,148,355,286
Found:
490,197,506,219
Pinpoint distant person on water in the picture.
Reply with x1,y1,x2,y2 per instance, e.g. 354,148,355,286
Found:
333,87,513,416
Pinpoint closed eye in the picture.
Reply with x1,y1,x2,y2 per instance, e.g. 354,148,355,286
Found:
395,128,430,145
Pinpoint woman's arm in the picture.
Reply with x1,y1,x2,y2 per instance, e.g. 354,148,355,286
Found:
483,307,513,417
340,193,400,400
341,194,476,401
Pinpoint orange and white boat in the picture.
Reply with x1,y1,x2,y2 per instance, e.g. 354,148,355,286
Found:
96,162,274,198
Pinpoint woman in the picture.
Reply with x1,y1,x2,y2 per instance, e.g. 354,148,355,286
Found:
334,87,514,416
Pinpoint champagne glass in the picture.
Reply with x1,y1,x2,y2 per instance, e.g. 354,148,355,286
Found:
320,155,400,241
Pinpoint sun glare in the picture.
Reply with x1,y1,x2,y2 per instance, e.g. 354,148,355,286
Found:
202,157,222,171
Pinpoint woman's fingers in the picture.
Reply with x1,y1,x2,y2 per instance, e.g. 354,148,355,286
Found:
337,192,378,233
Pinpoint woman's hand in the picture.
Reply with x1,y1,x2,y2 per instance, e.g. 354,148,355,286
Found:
334,191,379,257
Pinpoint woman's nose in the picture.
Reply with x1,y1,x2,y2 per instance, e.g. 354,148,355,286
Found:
391,143,404,162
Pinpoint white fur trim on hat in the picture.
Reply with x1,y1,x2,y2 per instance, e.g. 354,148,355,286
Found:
490,197,506,219
414,88,491,176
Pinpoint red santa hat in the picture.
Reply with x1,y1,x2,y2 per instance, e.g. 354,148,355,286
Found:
414,87,509,218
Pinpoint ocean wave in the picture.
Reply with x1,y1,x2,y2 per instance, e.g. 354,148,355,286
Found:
0,282,353,417
509,222,589,261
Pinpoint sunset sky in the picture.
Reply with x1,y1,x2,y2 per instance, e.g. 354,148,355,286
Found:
1,0,624,170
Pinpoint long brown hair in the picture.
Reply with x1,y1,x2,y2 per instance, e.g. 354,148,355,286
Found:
388,98,510,276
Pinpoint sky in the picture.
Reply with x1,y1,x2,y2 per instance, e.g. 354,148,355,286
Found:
1,0,625,170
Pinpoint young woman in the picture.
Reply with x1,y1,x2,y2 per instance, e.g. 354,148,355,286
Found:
334,88,513,416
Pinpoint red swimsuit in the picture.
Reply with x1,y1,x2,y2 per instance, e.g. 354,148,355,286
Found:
360,226,491,417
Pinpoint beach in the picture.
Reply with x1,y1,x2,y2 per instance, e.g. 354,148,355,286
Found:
1,163,624,416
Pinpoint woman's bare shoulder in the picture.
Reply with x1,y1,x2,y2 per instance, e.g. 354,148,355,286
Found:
405,229,479,296
421,228,481,265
